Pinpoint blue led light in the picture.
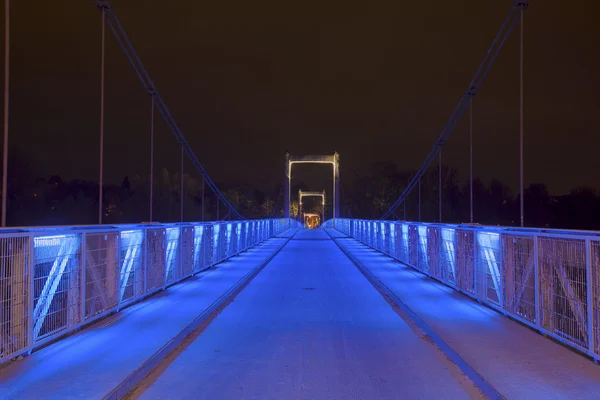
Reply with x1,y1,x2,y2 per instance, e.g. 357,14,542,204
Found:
165,227,180,281
476,232,502,302
418,226,429,270
213,224,221,261
193,226,204,270
226,223,233,255
389,224,396,255
441,228,457,280
119,230,144,302
32,234,81,339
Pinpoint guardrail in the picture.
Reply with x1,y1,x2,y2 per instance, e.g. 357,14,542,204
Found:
325,218,600,362
0,218,301,365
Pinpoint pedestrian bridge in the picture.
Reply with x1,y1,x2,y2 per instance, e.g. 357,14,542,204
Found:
1,219,600,399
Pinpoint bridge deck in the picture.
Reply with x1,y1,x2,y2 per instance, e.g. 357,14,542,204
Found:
134,229,476,400
1,229,600,399
0,234,294,400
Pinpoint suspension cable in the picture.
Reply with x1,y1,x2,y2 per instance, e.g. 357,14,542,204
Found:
381,1,530,220
92,1,243,220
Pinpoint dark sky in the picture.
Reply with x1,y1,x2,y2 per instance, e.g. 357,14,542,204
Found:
3,0,599,195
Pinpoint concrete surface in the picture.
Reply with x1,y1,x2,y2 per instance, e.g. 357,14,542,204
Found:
0,235,292,400
136,229,477,400
333,235,600,400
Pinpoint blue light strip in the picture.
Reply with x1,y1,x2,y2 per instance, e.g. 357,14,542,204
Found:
213,225,220,262
165,228,180,281
193,226,204,270
402,224,409,263
418,226,429,271
441,228,457,281
32,235,81,340
226,224,233,256
476,232,502,302
119,230,144,302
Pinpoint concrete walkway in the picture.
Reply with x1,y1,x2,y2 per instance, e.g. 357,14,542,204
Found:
332,233,600,400
0,233,294,400
134,229,478,400
4,228,600,400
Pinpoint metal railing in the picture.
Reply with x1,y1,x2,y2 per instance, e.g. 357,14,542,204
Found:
0,218,300,365
325,218,600,361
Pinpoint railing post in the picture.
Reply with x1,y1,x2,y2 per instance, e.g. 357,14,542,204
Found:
27,233,34,354
143,228,148,294
80,233,87,325
2,0,10,228
439,149,442,223
98,6,105,225
498,233,504,310
586,238,594,355
533,235,540,328
473,230,478,297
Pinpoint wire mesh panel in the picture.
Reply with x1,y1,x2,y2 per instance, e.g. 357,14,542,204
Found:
591,241,600,356
145,228,166,293
475,232,502,305
408,225,418,267
165,228,181,284
0,235,30,362
180,226,194,277
84,232,119,321
440,228,457,285
236,223,243,253
245,223,252,251
32,234,82,343
376,222,383,252
388,223,396,257
119,230,144,305
502,235,536,323
225,223,236,258
417,226,429,273
203,225,215,267
399,224,409,264
192,226,205,272
456,229,475,294
427,227,440,279
538,237,588,349
213,224,223,265
214,224,226,264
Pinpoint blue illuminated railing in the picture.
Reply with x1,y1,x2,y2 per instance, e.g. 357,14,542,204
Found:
325,218,600,361
0,218,301,364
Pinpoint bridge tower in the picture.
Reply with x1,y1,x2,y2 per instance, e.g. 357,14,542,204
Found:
284,153,340,223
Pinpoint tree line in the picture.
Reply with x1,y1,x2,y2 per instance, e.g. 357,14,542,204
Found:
345,161,600,230
2,150,599,230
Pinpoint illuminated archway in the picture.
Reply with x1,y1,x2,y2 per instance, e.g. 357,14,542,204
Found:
299,190,325,225
303,213,321,229
284,153,340,225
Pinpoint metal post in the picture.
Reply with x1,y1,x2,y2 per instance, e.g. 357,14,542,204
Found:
519,6,524,227
533,235,540,327
80,233,87,324
1,0,10,227
98,7,106,225
418,179,421,222
438,149,442,223
201,175,205,221
469,97,473,224
180,144,184,222
585,239,594,354
149,94,154,222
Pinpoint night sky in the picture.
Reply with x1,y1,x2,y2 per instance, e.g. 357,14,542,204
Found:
3,0,599,195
